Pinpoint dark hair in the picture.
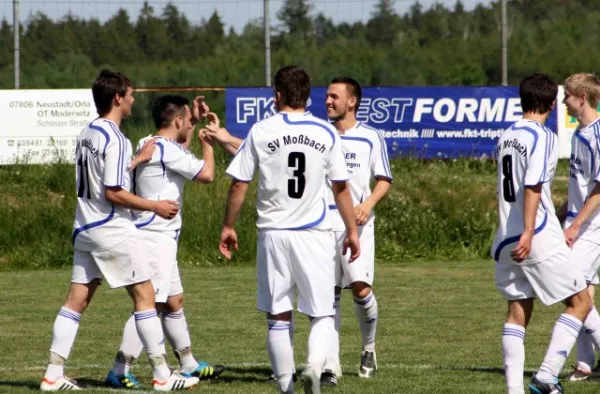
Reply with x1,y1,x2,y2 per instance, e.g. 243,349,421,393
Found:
273,66,311,109
151,95,190,129
92,69,132,117
331,77,363,112
519,73,558,114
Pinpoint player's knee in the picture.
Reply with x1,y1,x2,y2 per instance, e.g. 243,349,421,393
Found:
568,289,593,313
351,282,372,299
127,281,156,309
165,294,184,312
267,311,292,322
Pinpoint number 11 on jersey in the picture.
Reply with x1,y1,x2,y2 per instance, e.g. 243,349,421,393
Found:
77,152,91,199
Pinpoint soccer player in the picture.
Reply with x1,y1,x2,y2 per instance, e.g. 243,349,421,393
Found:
558,73,600,382
219,65,360,394
105,95,225,389
40,69,199,391
320,77,392,386
493,73,598,394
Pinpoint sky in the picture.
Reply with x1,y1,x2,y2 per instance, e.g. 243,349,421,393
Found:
0,0,494,32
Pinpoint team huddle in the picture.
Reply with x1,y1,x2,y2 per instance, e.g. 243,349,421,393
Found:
39,66,392,393
494,73,600,394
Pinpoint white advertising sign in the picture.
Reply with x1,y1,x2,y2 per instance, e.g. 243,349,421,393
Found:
0,89,95,164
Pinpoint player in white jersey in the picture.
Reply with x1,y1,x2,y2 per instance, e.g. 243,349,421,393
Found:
105,95,225,389
492,73,598,394
41,70,199,391
319,77,392,386
554,73,600,382
219,66,360,394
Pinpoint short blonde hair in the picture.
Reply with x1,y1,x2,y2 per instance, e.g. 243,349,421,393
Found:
564,73,600,108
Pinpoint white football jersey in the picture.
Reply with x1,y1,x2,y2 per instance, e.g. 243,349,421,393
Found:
226,112,349,230
131,136,205,237
565,118,600,241
326,122,393,231
72,118,137,252
492,119,566,264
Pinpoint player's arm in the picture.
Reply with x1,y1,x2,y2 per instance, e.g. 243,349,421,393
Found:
355,178,392,225
219,180,248,259
332,181,361,262
202,112,243,156
511,184,542,262
127,138,157,172
105,187,179,219
182,96,209,150
565,183,600,246
192,134,215,184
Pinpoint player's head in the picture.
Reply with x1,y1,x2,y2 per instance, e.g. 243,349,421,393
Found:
326,77,362,122
519,73,558,115
563,73,600,118
92,69,134,118
152,95,192,140
273,66,311,111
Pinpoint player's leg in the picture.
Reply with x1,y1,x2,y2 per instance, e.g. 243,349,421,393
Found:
525,250,590,392
569,285,597,381
106,312,143,388
293,230,336,394
495,261,534,394
258,230,296,394
41,250,101,391
162,291,225,380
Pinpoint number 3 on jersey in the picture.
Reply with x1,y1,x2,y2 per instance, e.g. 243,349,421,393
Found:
288,152,306,199
77,152,91,199
502,155,516,202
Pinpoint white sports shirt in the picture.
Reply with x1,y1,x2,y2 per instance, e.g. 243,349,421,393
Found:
226,112,349,230
72,118,137,252
492,119,566,264
327,122,393,231
131,136,205,238
565,118,600,242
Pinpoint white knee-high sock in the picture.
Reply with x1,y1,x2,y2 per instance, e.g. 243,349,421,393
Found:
307,316,335,377
576,326,596,371
502,323,525,394
353,291,378,352
45,307,82,380
267,320,294,393
536,313,582,383
134,310,170,381
112,313,143,376
162,309,199,373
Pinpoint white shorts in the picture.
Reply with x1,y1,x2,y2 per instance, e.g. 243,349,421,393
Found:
256,229,335,317
72,236,151,289
334,223,375,288
138,230,183,303
495,250,587,306
570,238,600,284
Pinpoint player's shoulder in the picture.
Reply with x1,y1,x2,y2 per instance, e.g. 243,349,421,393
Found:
85,118,128,144
155,136,191,156
135,134,154,150
355,122,385,141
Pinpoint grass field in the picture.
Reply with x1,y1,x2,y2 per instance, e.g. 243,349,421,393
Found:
2,261,600,393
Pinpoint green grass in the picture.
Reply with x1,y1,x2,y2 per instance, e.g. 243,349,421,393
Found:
1,261,600,393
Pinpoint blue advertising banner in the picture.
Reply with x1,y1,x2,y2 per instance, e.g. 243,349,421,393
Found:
225,87,558,159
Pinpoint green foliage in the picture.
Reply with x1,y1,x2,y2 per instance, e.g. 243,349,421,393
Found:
1,0,598,88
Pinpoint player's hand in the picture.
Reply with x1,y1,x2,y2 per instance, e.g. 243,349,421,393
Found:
136,138,157,162
206,112,220,128
198,127,216,145
192,96,208,121
219,226,238,260
564,224,581,248
355,202,372,226
153,200,179,220
510,230,533,263
343,230,361,263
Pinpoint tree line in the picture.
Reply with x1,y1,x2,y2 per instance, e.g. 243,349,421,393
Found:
0,0,598,89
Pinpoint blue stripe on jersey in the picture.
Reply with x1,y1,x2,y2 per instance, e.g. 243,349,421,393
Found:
567,211,578,218
106,121,125,185
287,199,327,230
281,114,335,148
539,128,549,183
575,132,594,176
328,204,337,210
512,126,539,155
359,123,393,179
493,208,548,262
594,124,600,179
72,206,115,245
135,213,156,228
88,123,111,158
156,142,166,177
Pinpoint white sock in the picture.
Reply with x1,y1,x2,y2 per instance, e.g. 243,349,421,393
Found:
134,310,170,381
536,313,582,383
45,307,81,380
324,294,341,371
353,291,378,352
582,307,600,355
112,314,143,376
267,320,294,393
307,316,335,376
162,309,198,373
289,314,295,373
502,323,525,394
576,327,595,371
